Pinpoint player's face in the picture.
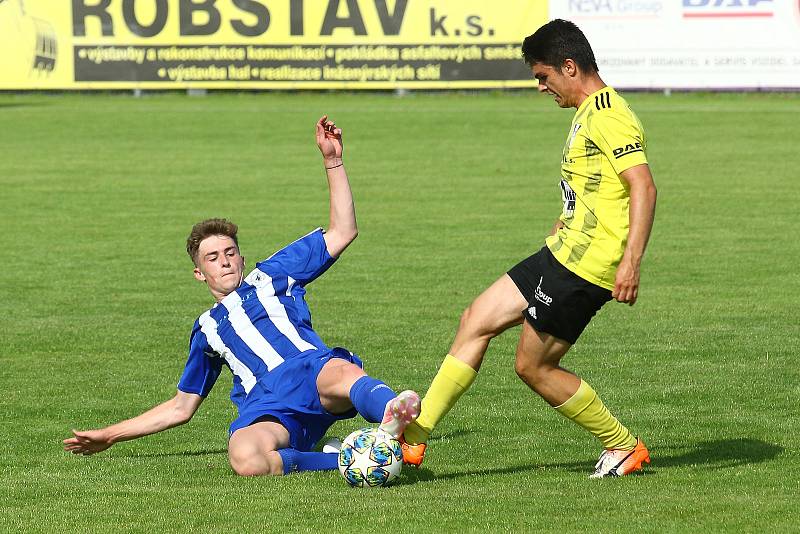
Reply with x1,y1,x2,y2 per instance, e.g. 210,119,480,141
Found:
532,62,573,108
193,235,245,301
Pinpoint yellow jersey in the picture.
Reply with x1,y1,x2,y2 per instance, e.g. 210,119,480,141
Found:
545,86,648,290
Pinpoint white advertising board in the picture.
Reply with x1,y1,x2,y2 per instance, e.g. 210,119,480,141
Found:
549,0,800,89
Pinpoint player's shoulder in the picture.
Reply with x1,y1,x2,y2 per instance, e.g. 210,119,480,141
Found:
193,311,208,327
260,228,326,263
587,87,633,117
190,312,207,340
584,88,644,137
590,87,614,113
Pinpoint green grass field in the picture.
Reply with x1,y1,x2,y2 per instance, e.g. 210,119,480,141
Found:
1,91,798,532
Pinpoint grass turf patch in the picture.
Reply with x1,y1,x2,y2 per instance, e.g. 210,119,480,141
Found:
1,91,798,532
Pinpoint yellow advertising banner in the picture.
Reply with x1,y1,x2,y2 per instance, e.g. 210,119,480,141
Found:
0,0,547,90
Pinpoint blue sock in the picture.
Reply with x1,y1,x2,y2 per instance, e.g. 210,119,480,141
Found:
277,448,339,475
349,376,397,423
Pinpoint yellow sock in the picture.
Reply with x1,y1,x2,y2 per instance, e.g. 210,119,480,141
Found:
555,380,637,450
403,354,478,445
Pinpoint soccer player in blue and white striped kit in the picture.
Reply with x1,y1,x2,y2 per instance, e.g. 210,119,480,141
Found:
63,116,420,476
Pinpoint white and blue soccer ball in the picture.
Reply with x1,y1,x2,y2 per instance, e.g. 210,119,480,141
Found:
338,427,403,488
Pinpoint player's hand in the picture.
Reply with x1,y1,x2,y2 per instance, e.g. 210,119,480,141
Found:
316,115,343,165
63,429,113,455
612,258,639,306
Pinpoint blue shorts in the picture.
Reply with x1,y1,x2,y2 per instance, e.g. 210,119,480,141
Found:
229,347,363,451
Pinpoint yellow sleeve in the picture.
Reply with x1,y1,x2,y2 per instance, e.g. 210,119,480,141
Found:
589,111,648,176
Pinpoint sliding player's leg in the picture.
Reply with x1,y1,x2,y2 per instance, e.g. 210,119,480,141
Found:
316,357,419,439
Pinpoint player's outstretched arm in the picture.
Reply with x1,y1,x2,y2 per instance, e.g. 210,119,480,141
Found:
315,115,357,258
63,391,204,455
614,163,657,306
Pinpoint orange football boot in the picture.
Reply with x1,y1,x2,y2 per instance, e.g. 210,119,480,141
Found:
589,438,651,478
398,434,427,467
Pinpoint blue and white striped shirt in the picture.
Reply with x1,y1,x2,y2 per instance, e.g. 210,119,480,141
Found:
178,229,337,407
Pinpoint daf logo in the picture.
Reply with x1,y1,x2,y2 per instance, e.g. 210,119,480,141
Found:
612,142,643,159
682,0,775,17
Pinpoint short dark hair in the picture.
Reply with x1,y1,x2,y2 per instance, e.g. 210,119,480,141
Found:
186,218,239,265
521,19,598,74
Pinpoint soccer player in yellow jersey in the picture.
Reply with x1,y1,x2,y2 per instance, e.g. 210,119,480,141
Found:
400,19,657,478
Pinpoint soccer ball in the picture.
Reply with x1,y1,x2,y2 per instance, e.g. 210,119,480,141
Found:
338,427,403,488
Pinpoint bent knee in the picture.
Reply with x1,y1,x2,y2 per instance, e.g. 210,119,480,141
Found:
229,447,283,477
514,357,532,382
514,355,549,386
231,461,267,477
459,305,500,340
318,359,365,404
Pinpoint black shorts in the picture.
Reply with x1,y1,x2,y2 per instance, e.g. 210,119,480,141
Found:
507,247,612,344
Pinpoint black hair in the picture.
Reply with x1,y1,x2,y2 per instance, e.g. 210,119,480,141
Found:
521,19,599,73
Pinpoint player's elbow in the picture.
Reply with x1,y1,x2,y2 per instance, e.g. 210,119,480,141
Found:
338,229,359,256
330,227,358,255
648,182,657,207
173,409,194,426
331,225,358,243
172,404,197,425
171,392,202,425
632,179,657,206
